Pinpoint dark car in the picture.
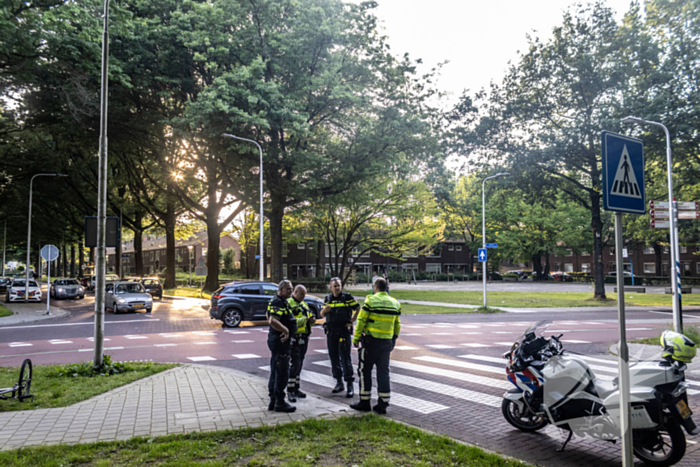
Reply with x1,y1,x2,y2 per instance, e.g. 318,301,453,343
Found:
140,277,163,300
209,281,324,328
468,271,503,281
0,278,10,295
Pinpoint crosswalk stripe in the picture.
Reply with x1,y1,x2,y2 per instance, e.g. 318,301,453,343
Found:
260,366,448,414
460,354,506,365
8,343,32,347
455,354,616,381
426,344,456,349
390,360,511,390
313,361,501,408
414,356,503,375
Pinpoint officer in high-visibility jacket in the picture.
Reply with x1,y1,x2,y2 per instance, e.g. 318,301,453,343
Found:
350,277,400,414
266,280,297,413
287,284,315,402
320,277,360,397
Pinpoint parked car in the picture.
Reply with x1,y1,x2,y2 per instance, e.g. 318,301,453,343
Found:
210,281,325,328
550,271,574,282
89,274,120,291
106,281,153,313
0,278,10,295
50,279,85,300
139,277,163,300
467,272,503,281
6,278,41,303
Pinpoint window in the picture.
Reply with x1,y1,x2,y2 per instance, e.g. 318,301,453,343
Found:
238,285,261,295
426,263,441,273
448,245,454,251
262,284,278,296
565,249,573,257
283,243,288,258
202,247,208,257
608,262,616,273
643,246,654,255
609,247,615,256
683,262,691,272
697,262,700,274
581,263,591,273
267,246,271,257
427,247,441,257
580,251,590,257
644,263,656,274
663,246,669,254
401,263,418,272
325,243,338,258
680,246,687,254
297,243,305,250
456,246,462,251
564,263,574,272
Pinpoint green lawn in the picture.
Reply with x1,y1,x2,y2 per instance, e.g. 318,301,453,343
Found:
163,287,211,300
0,414,528,467
353,290,700,308
0,304,12,318
0,361,177,412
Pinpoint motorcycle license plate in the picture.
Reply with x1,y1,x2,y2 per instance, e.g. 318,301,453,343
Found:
676,400,692,420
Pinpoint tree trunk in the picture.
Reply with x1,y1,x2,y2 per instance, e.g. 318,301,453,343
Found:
78,242,84,278
204,217,221,291
544,252,551,277
116,228,121,278
70,244,76,278
134,230,144,276
531,252,543,280
164,205,176,289
654,242,662,277
315,239,323,278
62,243,67,277
269,204,284,283
590,194,606,299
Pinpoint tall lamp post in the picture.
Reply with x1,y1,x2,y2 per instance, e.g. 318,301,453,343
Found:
221,133,264,281
622,116,682,332
26,173,68,302
482,172,510,308
188,245,193,287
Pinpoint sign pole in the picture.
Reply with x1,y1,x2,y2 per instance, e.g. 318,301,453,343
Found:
672,201,683,331
46,254,51,315
614,212,634,466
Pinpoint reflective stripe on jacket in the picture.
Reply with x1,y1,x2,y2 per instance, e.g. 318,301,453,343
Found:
287,296,313,335
323,292,358,328
353,292,401,343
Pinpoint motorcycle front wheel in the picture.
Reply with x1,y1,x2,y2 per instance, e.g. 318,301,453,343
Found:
501,398,548,432
633,419,686,467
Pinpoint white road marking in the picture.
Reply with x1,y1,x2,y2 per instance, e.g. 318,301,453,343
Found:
158,333,183,337
314,349,329,354
401,333,422,336
154,344,177,347
494,342,516,346
561,340,591,344
457,325,478,329
389,360,512,390
223,330,250,334
492,331,515,334
8,343,32,347
232,354,261,359
394,346,418,350
49,340,73,345
187,356,216,362
414,356,502,375
105,346,124,350
231,340,255,343
460,343,491,348
426,344,456,349
262,366,449,414
460,354,507,365
194,342,217,345
124,335,148,340
79,348,92,352
86,337,111,342
314,361,501,407
431,333,455,335
193,331,217,336
309,337,324,340
0,319,161,330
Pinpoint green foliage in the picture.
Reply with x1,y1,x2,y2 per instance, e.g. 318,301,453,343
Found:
47,354,131,378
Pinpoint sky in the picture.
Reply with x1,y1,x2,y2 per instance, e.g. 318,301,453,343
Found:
359,0,636,106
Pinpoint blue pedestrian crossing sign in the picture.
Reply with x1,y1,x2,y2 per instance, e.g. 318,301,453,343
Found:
602,131,645,214
478,248,487,262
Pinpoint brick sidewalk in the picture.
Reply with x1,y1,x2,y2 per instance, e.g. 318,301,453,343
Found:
0,365,352,450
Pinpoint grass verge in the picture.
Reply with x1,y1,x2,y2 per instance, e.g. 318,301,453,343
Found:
0,414,528,467
163,287,211,300
0,304,13,318
630,324,700,346
355,297,502,314
353,290,700,308
0,360,177,412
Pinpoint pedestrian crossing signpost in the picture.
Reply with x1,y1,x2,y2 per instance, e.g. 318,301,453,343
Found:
602,130,645,467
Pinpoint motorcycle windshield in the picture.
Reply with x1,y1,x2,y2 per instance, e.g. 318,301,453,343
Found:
514,320,552,346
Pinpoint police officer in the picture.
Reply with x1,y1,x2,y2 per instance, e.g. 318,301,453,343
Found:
321,277,360,397
350,277,400,414
266,280,297,413
287,284,315,402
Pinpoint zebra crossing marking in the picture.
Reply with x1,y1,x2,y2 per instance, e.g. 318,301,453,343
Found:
124,335,148,340
231,340,255,343
394,346,418,350
388,360,511,390
154,343,177,347
8,343,32,347
194,342,217,345
426,344,456,349
414,356,503,375
187,356,216,362
460,343,491,348
232,354,261,359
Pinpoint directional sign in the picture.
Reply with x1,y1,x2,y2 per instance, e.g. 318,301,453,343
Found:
651,220,670,229
602,131,645,214
40,244,59,261
478,248,487,262
650,200,698,210
679,211,700,220
650,210,670,219
485,243,498,249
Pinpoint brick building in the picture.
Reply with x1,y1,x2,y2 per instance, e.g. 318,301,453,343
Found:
107,231,240,276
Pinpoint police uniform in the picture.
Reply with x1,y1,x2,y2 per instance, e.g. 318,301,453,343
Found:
267,295,297,409
287,296,313,398
352,291,401,413
323,291,359,390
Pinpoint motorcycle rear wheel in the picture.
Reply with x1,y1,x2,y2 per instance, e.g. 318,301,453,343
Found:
633,419,686,467
501,398,548,432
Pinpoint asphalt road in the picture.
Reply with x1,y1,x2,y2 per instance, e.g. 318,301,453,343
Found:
1,295,699,466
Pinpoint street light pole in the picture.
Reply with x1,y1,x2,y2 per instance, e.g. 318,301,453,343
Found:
94,0,111,369
26,173,67,302
188,245,193,287
222,134,264,281
2,220,5,279
482,172,510,308
622,116,682,332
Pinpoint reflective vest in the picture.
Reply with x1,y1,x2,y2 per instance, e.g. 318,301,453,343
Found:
287,296,313,335
323,292,358,329
353,292,401,343
267,295,297,339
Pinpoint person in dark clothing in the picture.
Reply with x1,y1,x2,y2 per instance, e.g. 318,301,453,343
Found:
321,277,360,397
267,280,297,413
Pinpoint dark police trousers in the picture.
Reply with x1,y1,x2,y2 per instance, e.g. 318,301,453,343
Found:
267,337,291,404
288,335,309,391
358,336,393,403
326,326,354,382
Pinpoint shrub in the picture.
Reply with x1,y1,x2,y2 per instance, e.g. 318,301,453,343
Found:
46,354,136,378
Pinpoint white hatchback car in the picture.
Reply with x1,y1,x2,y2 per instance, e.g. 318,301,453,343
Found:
106,281,153,313
6,278,42,303
90,274,120,291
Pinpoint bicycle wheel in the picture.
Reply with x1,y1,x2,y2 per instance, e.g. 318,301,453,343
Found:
17,359,32,400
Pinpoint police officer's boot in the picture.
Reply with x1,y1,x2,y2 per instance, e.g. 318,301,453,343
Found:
268,399,275,411
295,382,307,398
287,390,297,403
332,379,344,393
373,399,389,415
275,401,297,413
350,400,371,412
346,381,354,398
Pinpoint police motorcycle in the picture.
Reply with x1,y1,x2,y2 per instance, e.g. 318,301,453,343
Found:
501,321,699,466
